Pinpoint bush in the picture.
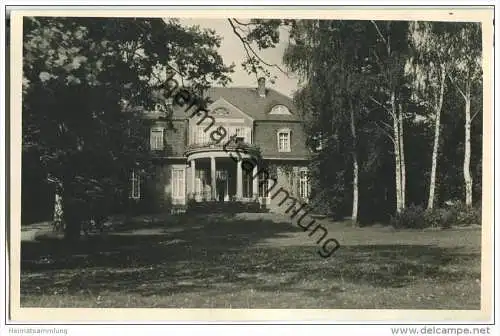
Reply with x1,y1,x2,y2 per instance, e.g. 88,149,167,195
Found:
307,189,339,218
447,201,482,226
390,202,481,229
390,204,428,229
425,208,454,229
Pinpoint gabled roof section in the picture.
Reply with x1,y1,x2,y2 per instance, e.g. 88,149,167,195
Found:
207,97,254,121
204,87,300,121
166,86,300,121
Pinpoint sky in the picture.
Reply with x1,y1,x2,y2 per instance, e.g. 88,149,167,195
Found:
177,19,300,98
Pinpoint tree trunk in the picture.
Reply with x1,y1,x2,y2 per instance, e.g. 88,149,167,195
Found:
391,91,403,213
398,103,406,208
464,83,473,206
52,183,65,232
349,103,359,225
427,64,446,210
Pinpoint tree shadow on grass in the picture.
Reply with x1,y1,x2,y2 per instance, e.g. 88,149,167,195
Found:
21,213,297,273
20,214,480,306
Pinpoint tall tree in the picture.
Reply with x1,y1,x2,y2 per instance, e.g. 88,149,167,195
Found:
284,20,390,223
446,22,482,206
409,22,452,209
23,17,233,239
366,20,412,213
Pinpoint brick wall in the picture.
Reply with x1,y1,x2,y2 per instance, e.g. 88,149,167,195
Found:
254,121,311,159
164,119,188,157
148,119,188,157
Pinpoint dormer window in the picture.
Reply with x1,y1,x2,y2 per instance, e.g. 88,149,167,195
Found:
270,104,291,115
277,128,291,152
150,126,164,150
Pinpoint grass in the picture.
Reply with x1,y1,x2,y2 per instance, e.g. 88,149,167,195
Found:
20,213,481,309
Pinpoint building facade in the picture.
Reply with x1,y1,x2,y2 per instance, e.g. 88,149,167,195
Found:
132,78,312,213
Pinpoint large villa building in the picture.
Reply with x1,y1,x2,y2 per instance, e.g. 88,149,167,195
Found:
133,78,312,213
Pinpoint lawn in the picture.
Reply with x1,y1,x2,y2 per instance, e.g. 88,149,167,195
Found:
20,213,481,309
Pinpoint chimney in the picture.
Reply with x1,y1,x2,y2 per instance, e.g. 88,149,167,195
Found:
257,77,266,97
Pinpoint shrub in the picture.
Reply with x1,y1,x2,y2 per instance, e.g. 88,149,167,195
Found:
424,208,454,229
447,201,482,226
390,202,481,229
389,205,447,229
307,189,339,218
422,208,444,229
390,204,428,229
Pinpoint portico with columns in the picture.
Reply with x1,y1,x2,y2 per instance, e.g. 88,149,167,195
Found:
187,150,260,203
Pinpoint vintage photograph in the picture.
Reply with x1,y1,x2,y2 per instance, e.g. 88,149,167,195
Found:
14,13,487,313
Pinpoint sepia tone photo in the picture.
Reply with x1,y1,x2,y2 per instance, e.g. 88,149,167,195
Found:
8,7,494,322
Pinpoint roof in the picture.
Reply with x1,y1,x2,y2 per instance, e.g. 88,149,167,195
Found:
170,86,300,121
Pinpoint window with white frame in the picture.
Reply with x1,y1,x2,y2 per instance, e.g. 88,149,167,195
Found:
277,129,291,152
171,168,185,200
150,127,164,150
258,171,269,198
235,127,247,143
298,168,310,200
130,170,141,200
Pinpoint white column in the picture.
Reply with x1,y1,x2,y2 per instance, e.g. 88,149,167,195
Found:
236,159,243,200
210,156,216,201
225,172,229,202
190,159,196,199
252,163,258,199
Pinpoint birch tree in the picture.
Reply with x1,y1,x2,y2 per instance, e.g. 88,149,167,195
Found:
447,23,482,206
409,22,452,209
367,20,411,213
283,20,370,224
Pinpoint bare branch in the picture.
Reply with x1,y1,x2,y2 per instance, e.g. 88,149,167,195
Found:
227,18,289,76
369,95,395,118
447,73,467,100
374,121,396,145
370,49,391,83
371,49,382,66
370,20,388,52
378,120,393,131
471,109,481,121
233,19,255,26
227,19,259,82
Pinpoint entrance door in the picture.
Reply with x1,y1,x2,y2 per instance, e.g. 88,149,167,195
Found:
216,169,229,202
